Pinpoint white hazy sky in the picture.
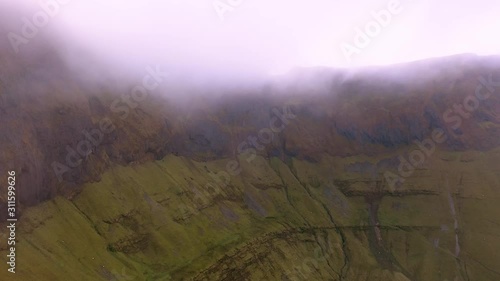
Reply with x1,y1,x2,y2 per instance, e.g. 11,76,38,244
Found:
5,0,500,77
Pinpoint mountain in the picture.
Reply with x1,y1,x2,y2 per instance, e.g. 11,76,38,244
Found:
1,31,500,280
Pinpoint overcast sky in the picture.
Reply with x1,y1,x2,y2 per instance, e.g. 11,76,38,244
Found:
4,0,500,78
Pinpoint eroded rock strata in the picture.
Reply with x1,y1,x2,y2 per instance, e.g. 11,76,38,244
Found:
1,42,500,280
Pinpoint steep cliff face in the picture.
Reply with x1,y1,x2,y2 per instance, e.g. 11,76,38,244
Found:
1,47,500,209
1,36,500,280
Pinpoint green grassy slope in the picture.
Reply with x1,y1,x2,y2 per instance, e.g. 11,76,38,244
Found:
1,148,499,280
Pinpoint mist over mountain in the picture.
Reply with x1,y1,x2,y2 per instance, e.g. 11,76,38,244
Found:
1,1,500,281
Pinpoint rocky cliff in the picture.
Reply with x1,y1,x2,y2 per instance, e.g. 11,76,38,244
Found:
1,34,500,280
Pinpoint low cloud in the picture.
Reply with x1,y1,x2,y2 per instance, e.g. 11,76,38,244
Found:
2,0,500,92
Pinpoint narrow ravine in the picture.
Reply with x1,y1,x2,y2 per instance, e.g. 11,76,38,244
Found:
445,178,460,258
365,189,414,280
